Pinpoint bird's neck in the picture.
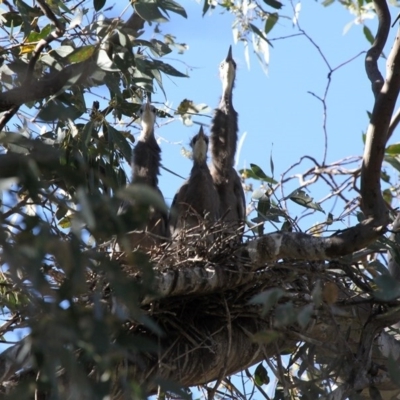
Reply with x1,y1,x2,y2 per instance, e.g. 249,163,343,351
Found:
139,127,155,141
132,135,161,187
221,70,235,98
193,140,207,164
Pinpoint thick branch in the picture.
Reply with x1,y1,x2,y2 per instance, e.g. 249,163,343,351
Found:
0,0,66,131
365,0,390,97
0,11,144,115
361,22,400,221
246,219,386,267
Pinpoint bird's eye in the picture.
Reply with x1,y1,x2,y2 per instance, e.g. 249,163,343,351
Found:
151,106,156,113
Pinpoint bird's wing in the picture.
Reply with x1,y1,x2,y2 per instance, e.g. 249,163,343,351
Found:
169,182,189,235
154,186,169,239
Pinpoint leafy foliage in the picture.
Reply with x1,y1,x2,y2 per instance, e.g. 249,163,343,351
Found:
1,0,400,399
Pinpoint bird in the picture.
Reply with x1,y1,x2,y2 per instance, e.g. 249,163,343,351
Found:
210,45,246,240
169,126,220,241
119,98,168,251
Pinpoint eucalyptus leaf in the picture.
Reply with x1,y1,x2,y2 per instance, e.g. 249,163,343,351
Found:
249,288,285,317
67,45,96,63
157,0,187,18
374,275,400,301
386,143,400,155
265,13,279,35
254,363,270,386
134,2,168,22
288,189,324,213
93,0,106,11
263,0,283,9
106,123,132,162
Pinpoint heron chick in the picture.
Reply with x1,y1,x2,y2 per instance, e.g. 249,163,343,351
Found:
169,126,220,240
120,99,168,251
210,46,245,239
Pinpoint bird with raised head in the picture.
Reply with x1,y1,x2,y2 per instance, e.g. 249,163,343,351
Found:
210,45,246,240
119,98,168,251
169,126,220,240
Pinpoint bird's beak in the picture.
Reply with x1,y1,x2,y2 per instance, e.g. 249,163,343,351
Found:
144,97,151,111
225,45,233,62
198,125,205,138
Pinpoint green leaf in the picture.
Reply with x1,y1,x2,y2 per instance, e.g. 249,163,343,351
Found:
93,0,106,11
288,189,324,213
240,163,277,184
385,155,400,172
363,25,374,45
202,0,211,16
81,121,95,147
274,302,296,327
368,260,390,276
321,0,335,5
37,100,83,122
1,12,23,27
386,143,400,155
252,329,280,344
26,24,52,43
263,0,283,9
106,123,132,162
374,275,400,301
249,288,285,317
157,0,187,18
248,23,273,47
97,49,119,72
257,194,271,216
150,39,172,56
297,304,313,328
149,59,187,77
134,1,168,22
265,12,279,35
67,45,96,63
254,363,270,386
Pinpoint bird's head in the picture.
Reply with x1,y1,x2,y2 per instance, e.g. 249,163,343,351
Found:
191,126,209,163
138,98,157,135
219,45,236,94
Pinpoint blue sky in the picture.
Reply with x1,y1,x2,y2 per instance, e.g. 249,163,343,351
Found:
136,0,396,234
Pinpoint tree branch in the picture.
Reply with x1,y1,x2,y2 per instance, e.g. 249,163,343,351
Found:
0,0,66,131
361,19,400,221
365,0,390,97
